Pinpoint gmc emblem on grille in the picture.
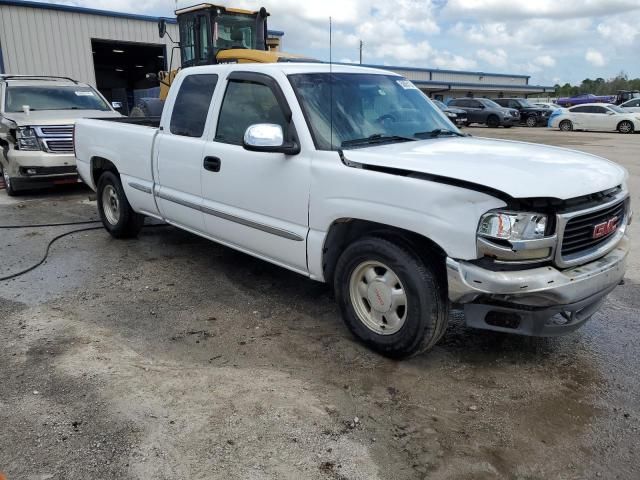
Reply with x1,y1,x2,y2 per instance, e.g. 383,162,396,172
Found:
593,216,619,239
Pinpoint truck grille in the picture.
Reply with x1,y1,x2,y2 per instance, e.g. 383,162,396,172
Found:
45,139,74,153
561,200,626,256
39,126,74,136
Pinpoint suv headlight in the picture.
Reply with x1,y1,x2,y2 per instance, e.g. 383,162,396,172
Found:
477,211,555,262
16,127,41,151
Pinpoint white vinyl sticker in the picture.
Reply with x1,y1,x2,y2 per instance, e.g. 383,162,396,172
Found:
396,80,418,90
75,91,95,96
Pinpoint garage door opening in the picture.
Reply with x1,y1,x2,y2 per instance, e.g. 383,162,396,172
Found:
91,39,165,115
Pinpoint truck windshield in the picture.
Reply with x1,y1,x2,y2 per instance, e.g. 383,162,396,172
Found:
289,73,458,150
5,85,110,112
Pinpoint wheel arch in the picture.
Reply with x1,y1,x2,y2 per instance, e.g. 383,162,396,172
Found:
321,218,448,288
91,156,119,187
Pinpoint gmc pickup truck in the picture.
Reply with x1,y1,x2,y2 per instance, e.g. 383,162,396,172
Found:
1,75,120,195
74,64,631,358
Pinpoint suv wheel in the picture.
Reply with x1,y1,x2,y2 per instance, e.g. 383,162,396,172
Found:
334,236,448,358
525,116,538,127
486,115,500,128
97,171,144,238
2,167,18,196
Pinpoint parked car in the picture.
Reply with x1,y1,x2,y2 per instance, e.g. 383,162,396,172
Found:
549,103,640,134
431,99,468,126
74,63,629,358
555,93,617,107
532,102,560,111
0,75,120,195
619,98,640,113
447,98,519,127
614,90,640,105
492,98,552,127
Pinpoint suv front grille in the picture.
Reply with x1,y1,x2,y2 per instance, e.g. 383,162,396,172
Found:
561,200,626,256
39,126,74,136
44,139,74,153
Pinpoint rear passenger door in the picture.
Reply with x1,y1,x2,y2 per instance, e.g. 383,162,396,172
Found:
155,74,218,233
465,100,485,123
568,105,589,129
199,71,311,273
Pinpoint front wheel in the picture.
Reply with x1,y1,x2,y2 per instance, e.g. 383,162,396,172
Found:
525,116,538,127
486,115,500,128
97,171,144,238
617,121,634,134
559,120,573,132
334,237,448,358
1,167,18,196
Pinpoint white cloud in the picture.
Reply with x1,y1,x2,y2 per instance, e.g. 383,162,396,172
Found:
444,0,640,20
534,55,556,67
476,48,508,67
597,20,639,46
585,49,606,67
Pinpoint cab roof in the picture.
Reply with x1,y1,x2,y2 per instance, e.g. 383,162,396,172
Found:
0,75,83,87
182,62,401,78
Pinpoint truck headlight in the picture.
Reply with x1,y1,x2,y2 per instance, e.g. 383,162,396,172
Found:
16,127,41,151
477,212,555,262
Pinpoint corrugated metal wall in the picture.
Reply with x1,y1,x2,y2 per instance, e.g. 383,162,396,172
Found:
0,4,180,86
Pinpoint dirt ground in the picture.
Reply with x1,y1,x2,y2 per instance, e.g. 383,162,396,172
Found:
1,127,639,480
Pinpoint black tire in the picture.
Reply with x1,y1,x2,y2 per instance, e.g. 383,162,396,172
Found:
334,236,448,358
96,171,144,238
559,120,573,132
464,122,471,127
130,98,165,118
486,115,500,128
525,115,538,127
617,121,634,134
1,166,18,196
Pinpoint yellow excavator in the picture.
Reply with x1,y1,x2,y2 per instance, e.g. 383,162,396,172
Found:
131,3,315,116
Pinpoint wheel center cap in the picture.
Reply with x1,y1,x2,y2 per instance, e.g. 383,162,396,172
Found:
367,281,391,312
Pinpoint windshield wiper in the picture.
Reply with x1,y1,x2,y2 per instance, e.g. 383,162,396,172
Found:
341,133,415,148
414,129,466,138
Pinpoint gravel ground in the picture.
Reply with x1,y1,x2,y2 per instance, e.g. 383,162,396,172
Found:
0,127,639,480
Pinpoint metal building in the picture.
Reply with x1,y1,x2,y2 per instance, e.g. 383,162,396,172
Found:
351,64,555,100
0,0,285,114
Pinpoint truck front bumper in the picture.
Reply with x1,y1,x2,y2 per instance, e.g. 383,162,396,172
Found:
446,236,629,336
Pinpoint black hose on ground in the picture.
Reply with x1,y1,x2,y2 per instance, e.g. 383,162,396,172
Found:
0,222,170,282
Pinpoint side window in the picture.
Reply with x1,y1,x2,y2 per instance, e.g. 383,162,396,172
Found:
468,100,481,108
170,74,218,137
197,15,211,63
571,106,589,113
509,100,520,108
591,106,607,114
631,100,640,107
215,80,287,145
449,99,461,107
180,16,196,66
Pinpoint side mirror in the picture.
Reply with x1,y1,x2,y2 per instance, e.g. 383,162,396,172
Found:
607,111,615,115
158,19,167,38
243,124,299,155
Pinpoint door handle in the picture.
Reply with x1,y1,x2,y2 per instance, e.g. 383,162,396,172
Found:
203,156,221,172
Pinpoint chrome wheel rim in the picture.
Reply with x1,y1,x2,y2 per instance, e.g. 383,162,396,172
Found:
560,121,571,131
349,260,407,335
102,184,120,225
620,122,631,133
3,171,10,190
526,117,537,127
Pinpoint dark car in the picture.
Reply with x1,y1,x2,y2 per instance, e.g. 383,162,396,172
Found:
447,98,518,128
432,99,467,126
492,98,552,127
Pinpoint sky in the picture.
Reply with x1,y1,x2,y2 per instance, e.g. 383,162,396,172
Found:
46,0,640,86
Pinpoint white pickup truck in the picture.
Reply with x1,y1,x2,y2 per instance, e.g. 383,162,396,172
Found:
74,63,630,358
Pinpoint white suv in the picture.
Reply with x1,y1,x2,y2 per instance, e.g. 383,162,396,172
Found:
0,75,120,195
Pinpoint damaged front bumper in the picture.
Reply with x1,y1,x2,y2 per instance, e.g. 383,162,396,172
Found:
446,236,629,336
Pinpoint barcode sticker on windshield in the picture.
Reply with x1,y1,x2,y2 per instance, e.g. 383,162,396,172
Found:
75,91,95,96
396,80,418,90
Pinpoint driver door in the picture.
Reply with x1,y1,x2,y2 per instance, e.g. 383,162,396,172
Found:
199,71,311,273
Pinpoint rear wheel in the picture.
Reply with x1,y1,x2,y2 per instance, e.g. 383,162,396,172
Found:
617,121,634,134
559,120,573,132
525,115,538,127
486,115,500,128
97,171,144,238
334,236,448,358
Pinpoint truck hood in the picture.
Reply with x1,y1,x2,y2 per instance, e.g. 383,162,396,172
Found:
3,110,121,126
343,136,626,200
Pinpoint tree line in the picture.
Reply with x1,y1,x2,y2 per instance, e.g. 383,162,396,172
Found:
554,72,640,97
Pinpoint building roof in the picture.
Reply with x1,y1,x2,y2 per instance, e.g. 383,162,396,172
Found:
0,0,284,36
338,61,531,80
